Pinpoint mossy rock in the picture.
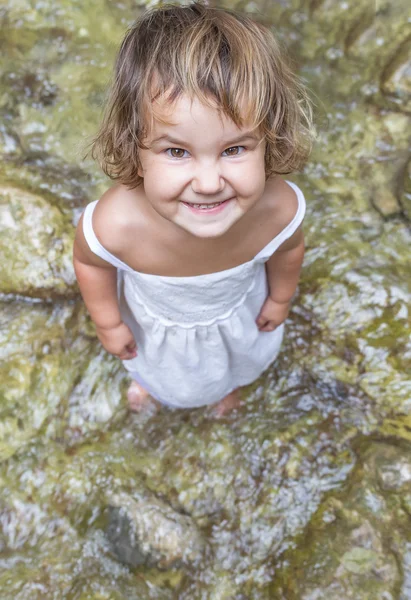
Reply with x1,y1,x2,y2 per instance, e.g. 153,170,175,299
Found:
0,186,76,298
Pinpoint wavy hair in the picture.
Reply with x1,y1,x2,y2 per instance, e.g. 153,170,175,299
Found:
90,2,315,188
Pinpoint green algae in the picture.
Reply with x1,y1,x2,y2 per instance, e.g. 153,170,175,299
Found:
0,187,76,298
380,416,411,444
269,440,411,598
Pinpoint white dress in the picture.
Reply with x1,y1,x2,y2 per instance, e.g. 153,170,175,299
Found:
82,180,306,408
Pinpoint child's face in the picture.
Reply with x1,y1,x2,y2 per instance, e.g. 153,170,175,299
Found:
138,94,266,238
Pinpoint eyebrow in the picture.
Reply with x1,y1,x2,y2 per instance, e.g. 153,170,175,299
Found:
149,132,261,146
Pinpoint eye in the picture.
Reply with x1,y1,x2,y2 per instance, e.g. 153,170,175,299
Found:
222,146,245,157
166,148,189,159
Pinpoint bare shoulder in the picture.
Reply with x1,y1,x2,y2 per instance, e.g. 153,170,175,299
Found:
92,184,146,256
263,177,302,227
260,177,304,250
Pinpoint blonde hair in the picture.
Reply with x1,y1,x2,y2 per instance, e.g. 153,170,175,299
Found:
90,1,315,188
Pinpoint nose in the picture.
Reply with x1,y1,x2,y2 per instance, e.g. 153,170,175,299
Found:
191,162,224,195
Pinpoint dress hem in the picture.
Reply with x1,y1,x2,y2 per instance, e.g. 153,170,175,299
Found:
126,339,282,409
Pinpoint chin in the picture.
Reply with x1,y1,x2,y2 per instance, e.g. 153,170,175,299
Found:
174,207,244,239
180,221,235,239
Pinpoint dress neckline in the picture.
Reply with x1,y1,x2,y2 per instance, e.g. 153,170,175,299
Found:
83,180,305,281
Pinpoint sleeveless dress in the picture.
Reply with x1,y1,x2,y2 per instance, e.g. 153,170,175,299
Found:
82,180,306,408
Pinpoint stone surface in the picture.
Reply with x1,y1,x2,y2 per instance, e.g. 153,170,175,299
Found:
106,491,206,569
0,0,410,597
401,160,411,220
0,186,76,298
269,443,407,599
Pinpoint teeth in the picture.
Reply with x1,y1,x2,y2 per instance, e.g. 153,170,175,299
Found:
190,202,222,209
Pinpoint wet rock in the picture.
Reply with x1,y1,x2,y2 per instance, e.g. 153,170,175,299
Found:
381,41,411,112
377,457,411,491
372,187,402,218
367,112,410,218
5,70,59,109
270,443,403,599
340,547,379,575
401,544,411,600
0,124,21,157
64,348,127,444
1,0,411,596
105,490,206,570
0,301,96,460
0,185,76,298
0,485,153,599
0,154,93,212
401,160,411,221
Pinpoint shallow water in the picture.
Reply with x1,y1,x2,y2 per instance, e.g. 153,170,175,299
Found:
0,0,411,597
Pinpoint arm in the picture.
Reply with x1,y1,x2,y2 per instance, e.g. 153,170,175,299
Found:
256,227,304,331
73,214,137,360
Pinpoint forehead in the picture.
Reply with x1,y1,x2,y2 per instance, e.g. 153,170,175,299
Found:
146,93,256,142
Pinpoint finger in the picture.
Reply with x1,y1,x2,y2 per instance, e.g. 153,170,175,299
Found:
256,315,267,327
118,349,137,360
260,322,277,332
257,314,270,327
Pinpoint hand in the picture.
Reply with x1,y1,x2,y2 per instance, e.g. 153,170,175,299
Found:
256,297,291,332
95,322,137,360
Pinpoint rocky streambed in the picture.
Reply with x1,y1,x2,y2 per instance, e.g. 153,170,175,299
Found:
0,0,410,598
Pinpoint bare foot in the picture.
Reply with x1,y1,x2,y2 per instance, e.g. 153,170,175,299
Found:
211,389,241,418
127,381,159,413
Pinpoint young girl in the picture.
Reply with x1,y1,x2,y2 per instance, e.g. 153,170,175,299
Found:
73,2,314,416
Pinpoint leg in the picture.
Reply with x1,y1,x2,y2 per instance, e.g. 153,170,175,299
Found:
127,380,160,413
211,388,241,418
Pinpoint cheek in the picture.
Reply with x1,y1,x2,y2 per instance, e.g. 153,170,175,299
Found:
140,157,176,193
235,161,266,197
142,166,185,204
